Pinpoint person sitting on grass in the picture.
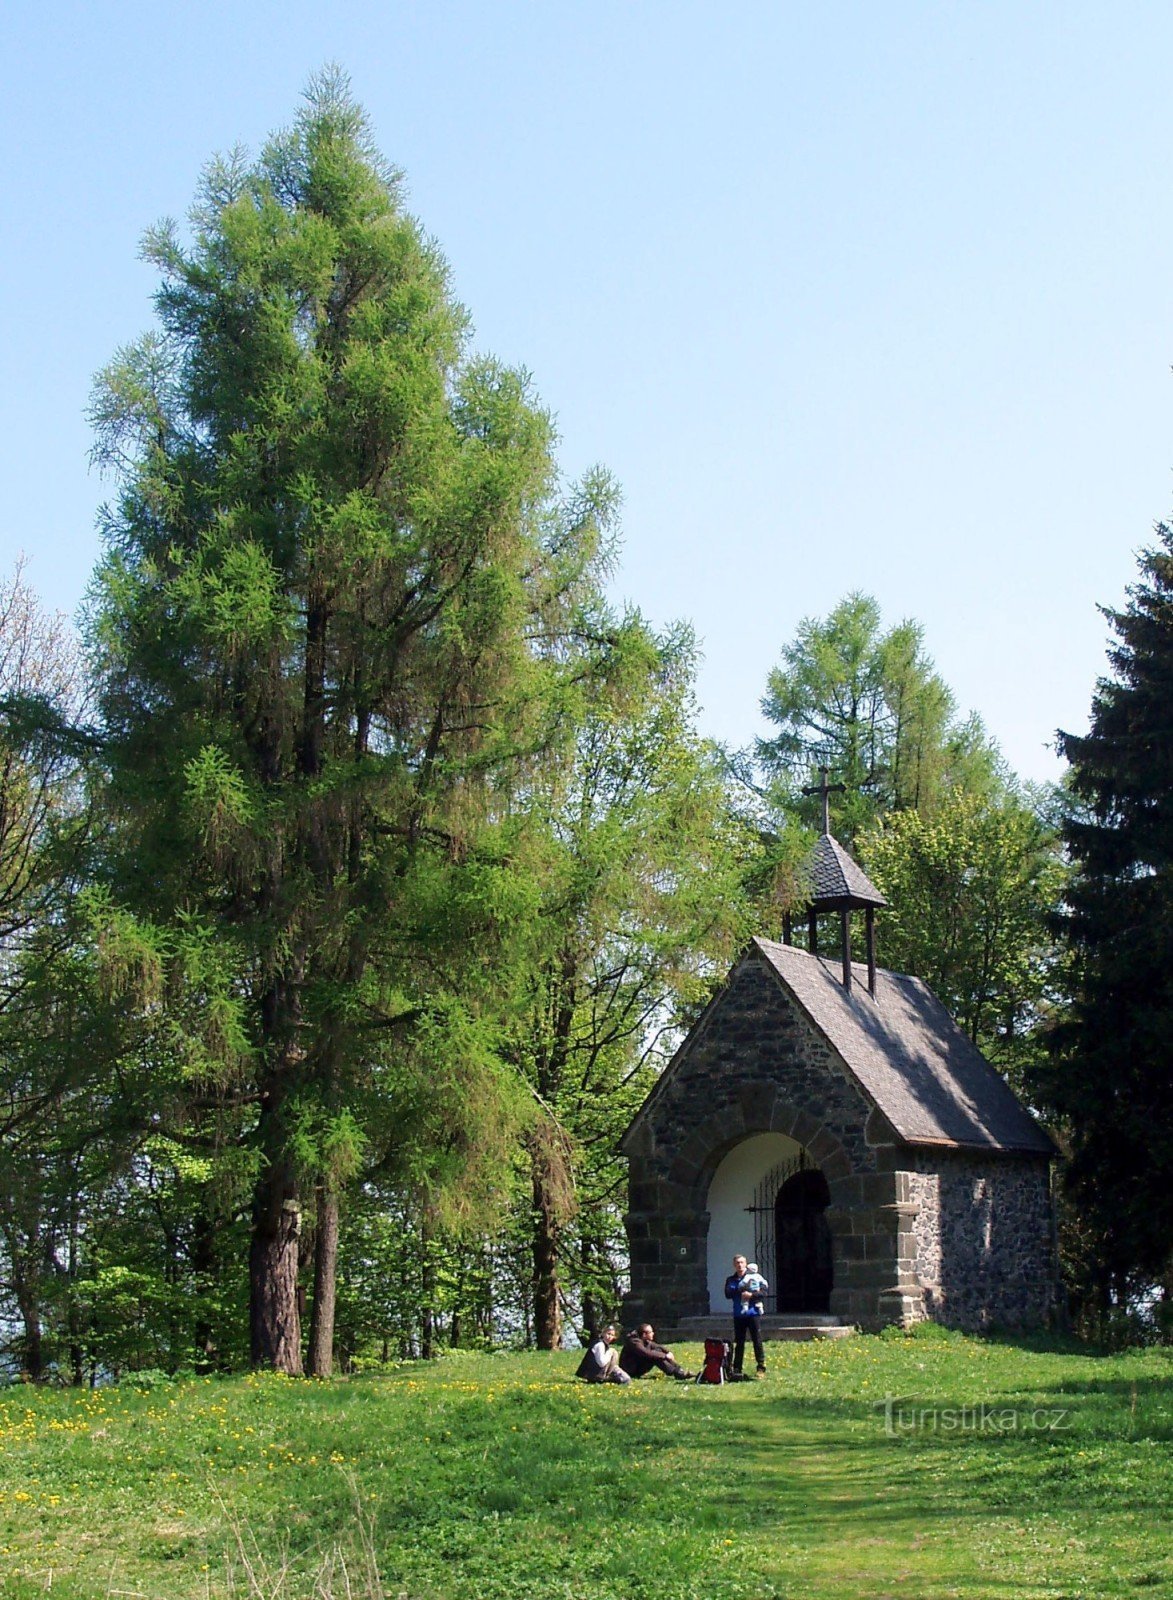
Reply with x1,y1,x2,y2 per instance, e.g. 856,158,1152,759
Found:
575,1324,631,1384
618,1323,694,1381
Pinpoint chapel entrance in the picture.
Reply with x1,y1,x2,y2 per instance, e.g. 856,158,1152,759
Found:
774,1166,833,1313
746,1150,834,1314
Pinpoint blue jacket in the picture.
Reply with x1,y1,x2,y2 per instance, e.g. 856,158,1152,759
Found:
725,1272,763,1319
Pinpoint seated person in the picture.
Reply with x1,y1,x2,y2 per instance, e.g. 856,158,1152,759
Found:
576,1324,630,1384
618,1323,693,1381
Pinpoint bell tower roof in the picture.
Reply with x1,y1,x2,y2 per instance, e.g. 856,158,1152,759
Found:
808,831,887,913
797,765,887,913
786,766,886,997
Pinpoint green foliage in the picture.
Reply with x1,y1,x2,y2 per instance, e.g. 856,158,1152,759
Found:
757,591,1002,843
332,1188,510,1362
1042,524,1173,1306
746,592,1064,1122
84,70,627,1369
499,623,755,1343
861,788,1067,1077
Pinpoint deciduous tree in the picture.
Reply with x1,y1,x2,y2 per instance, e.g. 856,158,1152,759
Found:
861,788,1065,1080
504,625,752,1346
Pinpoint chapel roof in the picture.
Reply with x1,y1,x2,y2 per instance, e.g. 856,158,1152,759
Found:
752,938,1054,1154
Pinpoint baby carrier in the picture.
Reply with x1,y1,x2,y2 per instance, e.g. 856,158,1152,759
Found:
695,1337,731,1385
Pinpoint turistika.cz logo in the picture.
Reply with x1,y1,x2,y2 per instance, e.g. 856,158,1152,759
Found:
877,1395,1074,1436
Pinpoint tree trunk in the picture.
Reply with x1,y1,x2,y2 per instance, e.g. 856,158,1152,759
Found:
191,1206,220,1370
67,1187,84,1386
250,971,306,1374
249,1190,302,1372
581,1234,603,1344
15,1284,44,1383
308,1185,338,1378
532,1160,562,1350
6,1212,45,1383
249,1092,303,1374
420,1205,436,1360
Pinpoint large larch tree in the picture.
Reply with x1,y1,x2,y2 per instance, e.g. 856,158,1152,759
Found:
88,73,618,1372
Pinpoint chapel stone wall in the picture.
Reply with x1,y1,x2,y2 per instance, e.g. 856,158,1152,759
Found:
621,951,926,1332
907,1151,1059,1331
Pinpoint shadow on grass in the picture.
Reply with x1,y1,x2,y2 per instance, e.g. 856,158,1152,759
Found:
983,1327,1173,1361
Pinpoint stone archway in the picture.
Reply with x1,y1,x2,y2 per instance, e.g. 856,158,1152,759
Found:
678,1099,859,1318
703,1132,801,1311
682,1096,859,1209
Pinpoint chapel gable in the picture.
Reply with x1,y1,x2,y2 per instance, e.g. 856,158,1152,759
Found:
621,808,1058,1336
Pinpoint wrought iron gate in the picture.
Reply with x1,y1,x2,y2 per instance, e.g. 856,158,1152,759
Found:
744,1148,812,1314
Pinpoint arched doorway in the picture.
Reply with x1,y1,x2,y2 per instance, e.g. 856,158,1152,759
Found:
703,1132,802,1312
775,1167,833,1312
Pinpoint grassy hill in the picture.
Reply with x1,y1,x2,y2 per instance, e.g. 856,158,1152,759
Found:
1,1328,1170,1599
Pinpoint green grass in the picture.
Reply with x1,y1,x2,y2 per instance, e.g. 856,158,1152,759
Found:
1,1329,1171,1599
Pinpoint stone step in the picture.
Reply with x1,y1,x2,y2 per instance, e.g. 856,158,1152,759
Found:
655,1314,856,1344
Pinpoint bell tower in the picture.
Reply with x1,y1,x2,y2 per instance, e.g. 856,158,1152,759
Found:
781,766,887,997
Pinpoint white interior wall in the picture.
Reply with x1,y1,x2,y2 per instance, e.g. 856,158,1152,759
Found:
705,1132,801,1313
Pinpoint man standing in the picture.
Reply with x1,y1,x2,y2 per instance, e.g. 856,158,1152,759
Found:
619,1324,694,1381
724,1253,767,1378
575,1324,631,1384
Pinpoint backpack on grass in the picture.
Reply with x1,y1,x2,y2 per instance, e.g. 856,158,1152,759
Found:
695,1337,731,1385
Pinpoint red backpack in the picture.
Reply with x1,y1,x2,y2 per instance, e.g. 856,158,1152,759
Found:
696,1337,731,1385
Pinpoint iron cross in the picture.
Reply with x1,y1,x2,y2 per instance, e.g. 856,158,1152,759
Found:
802,765,846,834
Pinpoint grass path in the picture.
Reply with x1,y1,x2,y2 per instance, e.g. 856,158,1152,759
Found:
1,1329,1170,1599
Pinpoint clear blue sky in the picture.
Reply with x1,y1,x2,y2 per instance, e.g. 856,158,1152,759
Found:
4,1,1173,782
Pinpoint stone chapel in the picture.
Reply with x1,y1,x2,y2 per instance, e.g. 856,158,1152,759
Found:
620,809,1059,1338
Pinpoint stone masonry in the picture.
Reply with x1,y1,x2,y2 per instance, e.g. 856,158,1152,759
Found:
621,945,1058,1334
908,1151,1058,1330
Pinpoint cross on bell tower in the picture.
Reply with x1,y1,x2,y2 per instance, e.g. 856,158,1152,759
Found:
781,765,886,998
802,765,846,836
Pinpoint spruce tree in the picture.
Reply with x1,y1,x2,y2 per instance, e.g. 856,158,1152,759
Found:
1048,526,1173,1306
88,72,617,1371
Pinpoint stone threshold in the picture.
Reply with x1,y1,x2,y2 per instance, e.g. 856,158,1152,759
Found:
653,1314,856,1343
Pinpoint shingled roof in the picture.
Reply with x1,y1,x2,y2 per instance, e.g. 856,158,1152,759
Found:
808,833,887,910
753,938,1053,1154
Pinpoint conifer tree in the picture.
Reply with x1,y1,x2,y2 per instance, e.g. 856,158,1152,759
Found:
1046,527,1173,1306
756,592,1000,842
88,72,618,1371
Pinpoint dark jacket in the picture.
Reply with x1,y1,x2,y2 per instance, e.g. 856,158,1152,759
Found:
575,1339,610,1381
618,1332,670,1377
725,1272,762,1319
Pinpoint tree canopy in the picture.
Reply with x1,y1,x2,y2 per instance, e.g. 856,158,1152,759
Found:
861,788,1065,1080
